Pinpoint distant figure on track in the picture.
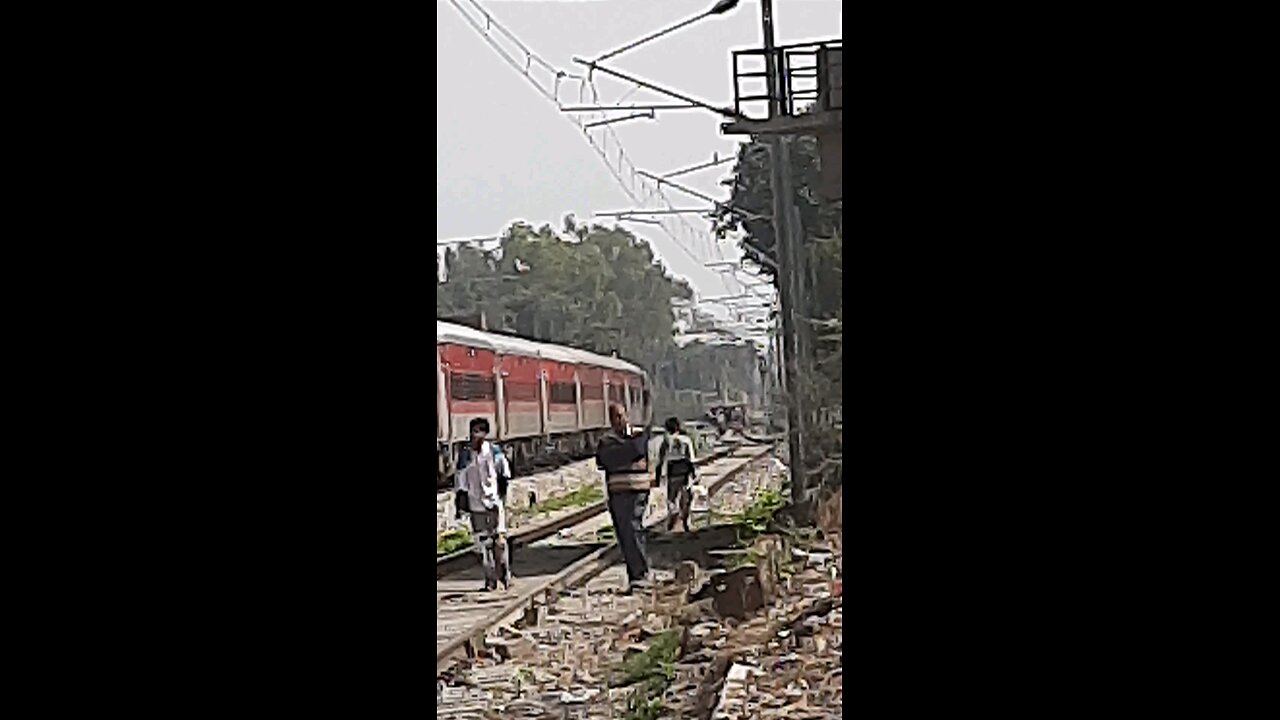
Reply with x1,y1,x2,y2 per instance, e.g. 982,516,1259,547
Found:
455,418,512,591
597,396,653,593
657,417,698,533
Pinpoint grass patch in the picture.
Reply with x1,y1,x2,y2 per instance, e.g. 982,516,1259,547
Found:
625,679,668,720
436,528,472,556
707,488,787,536
514,667,535,696
530,485,604,515
708,510,742,525
618,630,680,685
616,630,681,720
725,548,762,571
733,487,786,539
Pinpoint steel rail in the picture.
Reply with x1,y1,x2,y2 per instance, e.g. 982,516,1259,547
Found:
436,446,737,575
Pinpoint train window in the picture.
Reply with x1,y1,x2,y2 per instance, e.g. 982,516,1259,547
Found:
609,384,625,403
581,383,604,400
450,372,495,401
550,382,576,405
505,381,538,402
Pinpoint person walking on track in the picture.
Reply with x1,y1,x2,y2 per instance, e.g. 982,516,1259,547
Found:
454,417,512,591
657,417,698,533
596,395,654,593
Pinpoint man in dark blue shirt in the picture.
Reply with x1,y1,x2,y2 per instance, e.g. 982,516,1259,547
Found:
596,395,653,591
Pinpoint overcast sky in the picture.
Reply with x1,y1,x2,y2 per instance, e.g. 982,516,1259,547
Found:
436,0,841,306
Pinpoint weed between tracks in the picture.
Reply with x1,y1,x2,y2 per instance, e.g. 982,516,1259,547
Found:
438,486,603,557
615,629,680,720
525,484,604,517
733,487,786,538
707,486,787,546
615,473,787,717
436,529,472,556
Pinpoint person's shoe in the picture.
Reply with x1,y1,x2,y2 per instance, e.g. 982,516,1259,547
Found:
628,577,653,594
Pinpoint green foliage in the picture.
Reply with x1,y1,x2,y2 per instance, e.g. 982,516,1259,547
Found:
437,219,763,418
711,136,842,337
713,132,844,494
514,667,535,697
437,221,690,372
724,548,762,571
733,487,787,540
625,685,666,720
527,485,604,516
436,529,472,556
617,630,681,720
711,136,841,282
654,341,762,415
618,629,680,685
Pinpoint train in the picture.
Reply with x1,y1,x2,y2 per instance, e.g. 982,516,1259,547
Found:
436,320,649,486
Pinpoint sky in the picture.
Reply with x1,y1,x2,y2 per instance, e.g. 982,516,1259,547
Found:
436,0,841,321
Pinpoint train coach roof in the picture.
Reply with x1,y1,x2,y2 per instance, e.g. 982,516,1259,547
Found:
436,321,644,376
436,321,496,350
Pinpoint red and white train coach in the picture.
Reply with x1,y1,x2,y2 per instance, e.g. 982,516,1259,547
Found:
436,321,647,484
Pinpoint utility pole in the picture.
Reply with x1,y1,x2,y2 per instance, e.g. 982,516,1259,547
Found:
760,0,808,508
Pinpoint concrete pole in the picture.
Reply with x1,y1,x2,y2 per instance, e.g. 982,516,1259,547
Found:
760,0,807,506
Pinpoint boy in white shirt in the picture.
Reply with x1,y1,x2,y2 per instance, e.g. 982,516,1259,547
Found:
454,418,512,591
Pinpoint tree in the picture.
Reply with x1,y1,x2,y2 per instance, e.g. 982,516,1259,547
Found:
435,220,693,372
714,134,844,496
436,219,762,420
712,136,841,284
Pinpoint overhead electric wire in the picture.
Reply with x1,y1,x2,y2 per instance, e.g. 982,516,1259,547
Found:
446,0,774,341
447,0,731,269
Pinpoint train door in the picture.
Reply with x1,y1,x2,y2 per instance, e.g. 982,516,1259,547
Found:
500,353,542,439
437,344,449,483
544,360,578,435
579,366,606,428
575,373,583,428
606,370,627,423
627,376,644,426
539,366,550,433
440,343,498,444
494,356,506,439
437,344,448,444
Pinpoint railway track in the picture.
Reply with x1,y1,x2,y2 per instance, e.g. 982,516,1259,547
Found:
435,443,773,670
436,444,737,575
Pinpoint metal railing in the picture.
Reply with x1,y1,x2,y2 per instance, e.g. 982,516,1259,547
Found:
731,39,843,121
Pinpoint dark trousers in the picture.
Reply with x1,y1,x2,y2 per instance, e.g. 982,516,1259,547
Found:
666,473,693,530
607,490,650,582
469,509,510,589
